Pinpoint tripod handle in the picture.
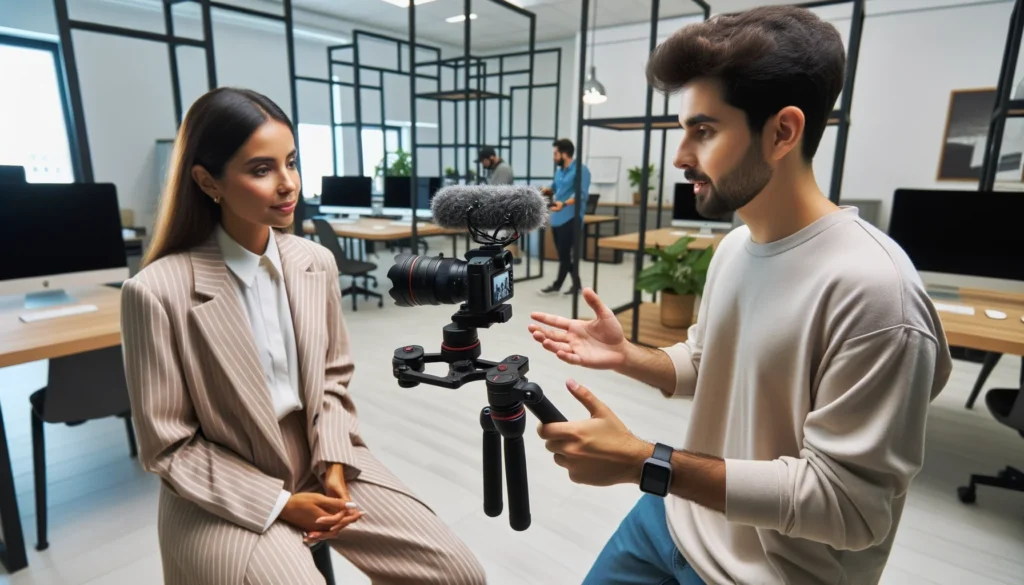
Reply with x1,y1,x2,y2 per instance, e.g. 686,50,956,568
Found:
521,382,567,423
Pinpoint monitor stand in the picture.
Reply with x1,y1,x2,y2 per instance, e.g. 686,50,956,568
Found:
25,289,76,310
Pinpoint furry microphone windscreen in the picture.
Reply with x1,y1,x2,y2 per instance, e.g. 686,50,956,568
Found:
431,185,549,232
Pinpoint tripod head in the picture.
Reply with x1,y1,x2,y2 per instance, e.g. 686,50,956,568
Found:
391,304,566,531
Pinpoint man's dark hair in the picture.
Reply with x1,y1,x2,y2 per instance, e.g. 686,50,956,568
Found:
552,138,575,158
478,146,496,160
645,5,845,161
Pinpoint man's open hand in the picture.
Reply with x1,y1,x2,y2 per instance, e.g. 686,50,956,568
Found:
538,379,650,487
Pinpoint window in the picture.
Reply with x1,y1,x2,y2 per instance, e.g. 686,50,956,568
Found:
0,34,77,183
297,123,334,198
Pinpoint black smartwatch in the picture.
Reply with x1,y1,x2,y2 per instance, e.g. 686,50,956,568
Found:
640,443,674,497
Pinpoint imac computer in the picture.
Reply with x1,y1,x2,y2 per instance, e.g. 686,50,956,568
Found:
318,176,373,217
887,188,1024,297
670,182,733,236
383,176,439,220
0,182,129,312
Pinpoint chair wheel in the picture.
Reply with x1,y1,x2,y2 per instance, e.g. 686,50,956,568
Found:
378,300,384,308
957,486,976,504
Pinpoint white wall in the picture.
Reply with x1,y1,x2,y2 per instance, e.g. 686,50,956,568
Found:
560,0,1023,228
0,0,462,230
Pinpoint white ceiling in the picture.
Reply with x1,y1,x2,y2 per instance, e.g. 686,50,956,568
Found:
293,0,791,51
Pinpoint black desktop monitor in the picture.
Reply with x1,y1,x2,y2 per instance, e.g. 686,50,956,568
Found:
0,182,129,306
383,176,411,208
888,189,1023,284
320,176,372,208
384,177,439,210
671,182,732,229
0,165,27,185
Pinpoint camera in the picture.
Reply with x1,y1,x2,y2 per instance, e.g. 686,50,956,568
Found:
387,245,514,317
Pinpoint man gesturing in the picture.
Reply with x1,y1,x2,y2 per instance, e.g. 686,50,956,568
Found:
528,6,951,585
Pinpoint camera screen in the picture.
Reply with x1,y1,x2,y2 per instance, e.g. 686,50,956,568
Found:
491,269,512,304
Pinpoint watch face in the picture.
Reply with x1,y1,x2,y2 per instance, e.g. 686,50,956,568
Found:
642,461,671,495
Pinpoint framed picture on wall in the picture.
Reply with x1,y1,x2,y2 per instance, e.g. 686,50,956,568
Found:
937,87,1024,183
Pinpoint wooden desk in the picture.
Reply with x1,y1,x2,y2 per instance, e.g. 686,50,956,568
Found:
0,285,123,572
936,289,1024,356
542,215,620,260
598,227,725,252
302,218,463,241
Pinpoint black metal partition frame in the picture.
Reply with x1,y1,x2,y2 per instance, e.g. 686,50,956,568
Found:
55,0,299,188
978,0,1024,191
320,1,560,283
573,0,866,339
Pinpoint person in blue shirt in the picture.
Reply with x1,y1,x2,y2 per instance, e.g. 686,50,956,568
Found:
539,138,590,296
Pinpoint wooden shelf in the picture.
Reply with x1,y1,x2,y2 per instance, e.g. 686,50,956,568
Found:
616,302,689,348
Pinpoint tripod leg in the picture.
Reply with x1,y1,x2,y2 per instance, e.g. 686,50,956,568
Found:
503,435,530,531
480,408,503,518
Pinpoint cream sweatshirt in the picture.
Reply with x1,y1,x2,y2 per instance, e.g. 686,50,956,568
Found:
660,208,952,585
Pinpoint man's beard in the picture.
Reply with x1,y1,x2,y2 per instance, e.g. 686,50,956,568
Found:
686,139,773,220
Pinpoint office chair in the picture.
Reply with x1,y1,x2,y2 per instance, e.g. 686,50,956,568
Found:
311,542,336,585
313,218,383,311
585,193,601,214
31,345,138,551
958,387,1024,503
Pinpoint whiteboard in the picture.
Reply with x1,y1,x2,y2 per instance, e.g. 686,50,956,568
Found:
586,156,621,184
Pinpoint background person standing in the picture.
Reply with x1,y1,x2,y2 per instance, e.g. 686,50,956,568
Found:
539,138,590,296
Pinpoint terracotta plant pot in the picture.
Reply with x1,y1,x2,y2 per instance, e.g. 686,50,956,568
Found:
660,291,695,328
632,191,641,205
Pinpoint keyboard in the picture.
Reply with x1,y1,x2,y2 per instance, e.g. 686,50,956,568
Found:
19,304,99,323
933,302,975,316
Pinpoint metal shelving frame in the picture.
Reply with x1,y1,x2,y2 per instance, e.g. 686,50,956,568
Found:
312,1,560,283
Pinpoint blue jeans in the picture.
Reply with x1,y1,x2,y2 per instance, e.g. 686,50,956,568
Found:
582,495,705,585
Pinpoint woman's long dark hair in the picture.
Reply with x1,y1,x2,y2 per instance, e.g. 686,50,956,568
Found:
143,87,294,267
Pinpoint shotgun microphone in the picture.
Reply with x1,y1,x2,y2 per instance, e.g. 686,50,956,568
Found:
430,185,548,233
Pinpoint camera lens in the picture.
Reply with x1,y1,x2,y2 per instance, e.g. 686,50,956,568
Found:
387,254,468,307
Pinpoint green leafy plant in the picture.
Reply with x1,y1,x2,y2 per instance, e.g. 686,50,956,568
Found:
627,164,656,191
444,166,458,178
375,148,412,178
636,236,713,297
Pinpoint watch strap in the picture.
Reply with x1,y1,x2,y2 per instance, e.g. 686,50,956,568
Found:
652,442,673,462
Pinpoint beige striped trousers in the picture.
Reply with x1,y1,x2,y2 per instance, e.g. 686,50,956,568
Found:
242,412,487,585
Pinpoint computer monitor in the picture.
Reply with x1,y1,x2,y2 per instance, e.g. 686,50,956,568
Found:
888,188,1024,295
319,176,373,215
384,177,437,217
0,182,129,308
671,182,733,233
0,165,27,185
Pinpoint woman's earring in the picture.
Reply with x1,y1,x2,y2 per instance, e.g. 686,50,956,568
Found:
212,195,221,204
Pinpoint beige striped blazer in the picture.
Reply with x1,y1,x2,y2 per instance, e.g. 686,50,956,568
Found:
120,229,413,581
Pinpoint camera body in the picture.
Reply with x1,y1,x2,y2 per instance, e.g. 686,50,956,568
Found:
463,245,515,315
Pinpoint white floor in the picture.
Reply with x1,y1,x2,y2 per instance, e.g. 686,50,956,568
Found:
0,241,1022,585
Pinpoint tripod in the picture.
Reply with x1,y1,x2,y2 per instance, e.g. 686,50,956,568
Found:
391,304,566,531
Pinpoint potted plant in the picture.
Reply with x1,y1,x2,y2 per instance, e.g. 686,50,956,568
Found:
375,148,413,178
444,166,459,185
635,236,713,328
627,164,656,205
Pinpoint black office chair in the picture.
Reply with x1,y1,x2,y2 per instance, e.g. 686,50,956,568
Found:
585,193,600,214
31,345,138,551
312,218,383,311
958,387,1024,503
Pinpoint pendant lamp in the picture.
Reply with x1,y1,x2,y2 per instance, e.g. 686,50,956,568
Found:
582,0,606,105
